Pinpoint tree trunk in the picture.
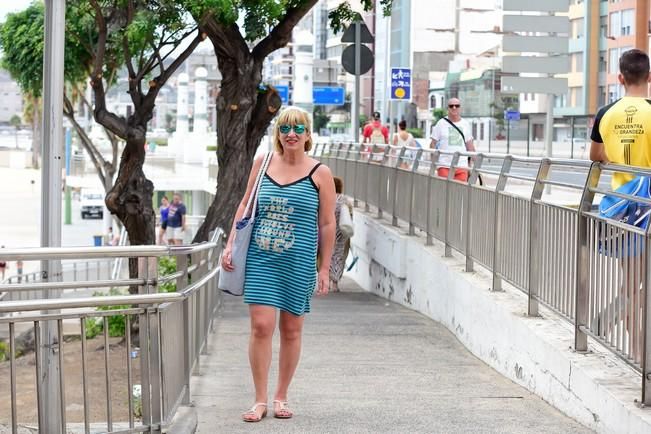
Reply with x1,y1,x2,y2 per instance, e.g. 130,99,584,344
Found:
105,134,155,252
193,59,281,242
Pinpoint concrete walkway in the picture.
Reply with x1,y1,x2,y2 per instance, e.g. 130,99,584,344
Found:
191,278,592,434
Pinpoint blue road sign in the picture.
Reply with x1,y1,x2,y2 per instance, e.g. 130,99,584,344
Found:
504,110,520,121
313,87,345,105
276,85,289,104
390,67,412,101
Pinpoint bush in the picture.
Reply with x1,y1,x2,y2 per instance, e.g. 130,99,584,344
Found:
0,341,8,361
206,145,217,152
158,256,177,293
84,317,103,339
87,288,130,338
407,128,424,139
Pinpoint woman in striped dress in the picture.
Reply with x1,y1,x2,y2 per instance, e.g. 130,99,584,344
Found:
221,107,336,422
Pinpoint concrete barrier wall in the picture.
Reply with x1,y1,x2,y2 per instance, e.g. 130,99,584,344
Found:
348,210,651,434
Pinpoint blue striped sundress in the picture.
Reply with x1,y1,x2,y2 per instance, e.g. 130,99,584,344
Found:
243,163,321,316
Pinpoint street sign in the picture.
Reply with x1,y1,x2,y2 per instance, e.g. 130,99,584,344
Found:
503,0,569,12
313,87,345,105
503,35,568,54
503,56,570,74
342,44,374,75
341,22,374,43
504,110,521,121
276,85,289,104
390,67,412,101
501,76,568,94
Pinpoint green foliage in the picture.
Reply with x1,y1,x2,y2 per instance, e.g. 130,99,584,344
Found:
432,108,446,122
0,341,8,362
158,256,177,293
9,115,21,129
0,2,102,98
185,0,393,41
84,317,103,340
407,128,424,139
313,106,330,133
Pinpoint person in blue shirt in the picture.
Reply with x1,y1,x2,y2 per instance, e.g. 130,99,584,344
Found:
166,193,186,245
158,196,169,245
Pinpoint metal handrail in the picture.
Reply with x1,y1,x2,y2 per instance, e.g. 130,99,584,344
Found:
315,142,651,406
0,230,225,433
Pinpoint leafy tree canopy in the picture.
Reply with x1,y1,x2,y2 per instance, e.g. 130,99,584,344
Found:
185,0,393,41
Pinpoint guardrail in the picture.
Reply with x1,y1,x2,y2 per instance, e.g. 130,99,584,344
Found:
0,230,223,433
313,141,651,406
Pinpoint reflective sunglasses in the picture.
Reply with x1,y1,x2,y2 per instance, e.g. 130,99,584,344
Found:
279,124,306,134
448,104,461,108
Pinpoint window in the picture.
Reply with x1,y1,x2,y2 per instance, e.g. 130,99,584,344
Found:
621,9,634,35
609,48,619,74
609,11,621,38
430,95,436,108
608,84,618,102
574,52,584,72
600,16,608,38
599,51,607,72
572,18,584,38
598,86,606,107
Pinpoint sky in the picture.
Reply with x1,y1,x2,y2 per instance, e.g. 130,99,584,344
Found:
0,0,31,23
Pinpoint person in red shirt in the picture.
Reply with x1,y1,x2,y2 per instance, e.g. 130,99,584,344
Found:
362,111,389,144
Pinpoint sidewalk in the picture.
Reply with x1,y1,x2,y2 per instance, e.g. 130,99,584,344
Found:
191,277,591,434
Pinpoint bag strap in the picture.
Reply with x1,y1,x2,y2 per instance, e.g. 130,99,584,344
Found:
243,152,273,219
442,117,467,148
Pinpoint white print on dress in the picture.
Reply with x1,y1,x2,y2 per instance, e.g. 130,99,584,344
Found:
256,197,296,253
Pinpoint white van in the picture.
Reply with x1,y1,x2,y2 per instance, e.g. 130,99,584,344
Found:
80,189,104,219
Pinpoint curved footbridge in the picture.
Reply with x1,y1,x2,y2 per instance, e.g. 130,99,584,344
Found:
192,277,591,433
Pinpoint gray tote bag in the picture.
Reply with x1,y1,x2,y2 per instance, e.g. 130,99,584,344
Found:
218,152,272,296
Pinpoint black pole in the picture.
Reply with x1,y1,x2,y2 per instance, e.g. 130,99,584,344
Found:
570,116,575,159
526,115,530,157
507,118,510,154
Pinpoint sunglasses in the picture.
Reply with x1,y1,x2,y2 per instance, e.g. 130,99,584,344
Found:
448,104,461,108
279,124,306,134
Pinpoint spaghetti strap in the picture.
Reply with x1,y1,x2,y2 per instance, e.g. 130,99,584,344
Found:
308,163,322,177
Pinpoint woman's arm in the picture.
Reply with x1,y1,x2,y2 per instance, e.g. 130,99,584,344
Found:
315,165,336,295
222,154,266,271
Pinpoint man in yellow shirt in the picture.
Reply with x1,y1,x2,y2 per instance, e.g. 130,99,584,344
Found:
590,49,651,188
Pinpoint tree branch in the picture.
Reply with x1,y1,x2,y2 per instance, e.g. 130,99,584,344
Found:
122,0,137,80
202,18,249,61
252,1,319,63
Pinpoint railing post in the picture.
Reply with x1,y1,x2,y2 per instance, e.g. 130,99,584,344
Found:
353,143,361,208
176,252,192,405
425,151,440,246
392,147,407,227
575,162,600,352
378,145,390,219
364,144,372,212
409,149,423,236
444,152,460,257
528,158,551,316
141,256,162,432
491,156,513,291
643,232,651,406
465,153,484,272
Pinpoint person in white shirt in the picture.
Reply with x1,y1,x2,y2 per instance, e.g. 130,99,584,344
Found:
430,98,476,182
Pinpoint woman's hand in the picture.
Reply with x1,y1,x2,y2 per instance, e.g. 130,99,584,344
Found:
316,269,329,296
221,244,234,272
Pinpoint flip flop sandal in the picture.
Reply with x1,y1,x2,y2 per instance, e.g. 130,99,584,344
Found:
242,402,267,422
273,400,293,419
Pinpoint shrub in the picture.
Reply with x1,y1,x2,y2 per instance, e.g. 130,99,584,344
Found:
0,341,8,361
407,128,424,139
158,256,177,293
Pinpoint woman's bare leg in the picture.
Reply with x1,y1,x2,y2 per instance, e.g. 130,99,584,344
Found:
274,310,305,409
247,305,276,417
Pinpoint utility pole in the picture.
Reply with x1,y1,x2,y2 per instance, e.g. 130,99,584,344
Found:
39,0,65,430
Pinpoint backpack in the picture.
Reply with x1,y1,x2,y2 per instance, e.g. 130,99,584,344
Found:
370,125,385,144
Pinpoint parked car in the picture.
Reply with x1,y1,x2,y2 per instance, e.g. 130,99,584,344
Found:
80,189,104,219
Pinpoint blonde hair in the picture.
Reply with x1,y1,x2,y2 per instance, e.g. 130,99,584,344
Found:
273,106,313,154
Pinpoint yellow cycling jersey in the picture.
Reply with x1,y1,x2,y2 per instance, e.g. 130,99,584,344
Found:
591,96,651,189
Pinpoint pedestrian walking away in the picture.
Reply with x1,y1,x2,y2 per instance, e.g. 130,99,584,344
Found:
221,106,336,423
430,98,476,182
158,195,169,245
329,176,353,292
166,193,186,245
589,48,651,349
363,111,389,145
